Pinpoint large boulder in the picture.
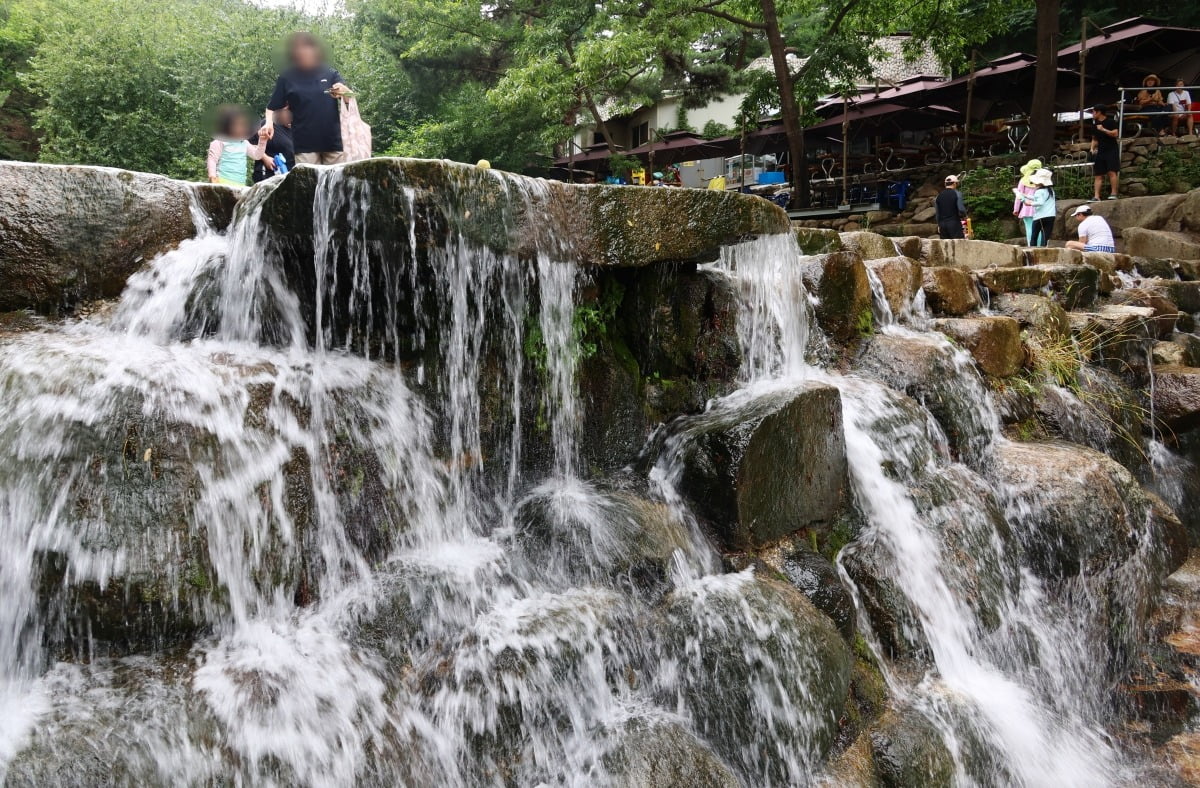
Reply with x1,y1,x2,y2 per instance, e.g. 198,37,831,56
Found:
919,239,1023,270
921,266,981,316
991,441,1150,579
1152,366,1200,432
855,332,996,462
932,316,1024,377
760,540,857,640
1055,193,1187,240
975,266,1050,294
991,293,1070,343
0,162,238,313
600,718,739,787
840,231,899,261
661,572,852,785
865,256,923,318
1124,227,1200,260
1068,305,1155,374
795,227,844,255
675,384,848,551
870,706,955,788
801,251,874,344
1029,263,1100,309
1144,279,1200,314
1109,287,1181,339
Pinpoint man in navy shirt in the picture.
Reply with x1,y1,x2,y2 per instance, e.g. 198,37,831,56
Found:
263,32,348,165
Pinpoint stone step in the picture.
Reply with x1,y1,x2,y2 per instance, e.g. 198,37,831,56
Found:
930,316,1024,377
921,266,980,316
976,264,1100,309
1068,305,1156,371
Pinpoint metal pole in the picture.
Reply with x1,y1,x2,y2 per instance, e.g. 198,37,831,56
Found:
1118,87,1125,171
964,51,977,163
842,95,849,205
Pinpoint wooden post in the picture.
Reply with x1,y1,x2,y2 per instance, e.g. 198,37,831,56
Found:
964,51,977,164
1079,17,1088,143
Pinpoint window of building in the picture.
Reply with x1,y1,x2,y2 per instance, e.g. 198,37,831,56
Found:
592,131,606,147
631,122,650,148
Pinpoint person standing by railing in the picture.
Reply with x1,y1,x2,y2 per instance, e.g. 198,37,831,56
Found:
1089,105,1120,201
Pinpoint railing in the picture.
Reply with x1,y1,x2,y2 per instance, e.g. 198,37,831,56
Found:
1115,83,1200,167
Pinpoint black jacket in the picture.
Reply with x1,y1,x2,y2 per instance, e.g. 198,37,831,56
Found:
248,121,295,183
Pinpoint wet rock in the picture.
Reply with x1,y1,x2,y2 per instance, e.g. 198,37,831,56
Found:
261,158,787,274
840,231,898,261
920,238,1024,270
676,384,848,551
865,256,922,318
1082,251,1132,275
975,266,1050,294
1148,493,1189,576
1030,263,1100,309
601,717,739,788
1021,246,1083,265
514,485,697,584
661,573,852,784
1174,333,1200,366
795,227,844,255
991,293,1070,343
1069,305,1155,374
870,706,955,788
1124,227,1200,260
762,541,856,640
1144,278,1200,314
0,162,237,314
1031,367,1145,473
932,316,1024,377
992,441,1149,579
1131,256,1179,279
856,332,995,462
921,266,981,316
1152,366,1200,432
1154,341,1189,366
801,251,874,344
1109,288,1181,339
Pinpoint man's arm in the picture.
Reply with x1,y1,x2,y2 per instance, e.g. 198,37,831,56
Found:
956,191,967,219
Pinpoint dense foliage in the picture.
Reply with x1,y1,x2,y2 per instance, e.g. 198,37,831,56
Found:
0,0,1191,180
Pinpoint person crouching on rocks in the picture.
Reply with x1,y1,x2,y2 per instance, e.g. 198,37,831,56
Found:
1065,205,1116,253
935,174,968,239
207,105,266,186
1019,168,1056,248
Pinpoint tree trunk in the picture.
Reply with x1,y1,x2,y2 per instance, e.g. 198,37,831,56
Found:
760,0,808,208
1027,0,1061,157
584,90,620,155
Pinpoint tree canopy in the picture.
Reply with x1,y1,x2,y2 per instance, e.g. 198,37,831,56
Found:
0,0,1187,180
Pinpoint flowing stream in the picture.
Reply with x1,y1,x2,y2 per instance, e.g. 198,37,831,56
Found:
0,165,1175,786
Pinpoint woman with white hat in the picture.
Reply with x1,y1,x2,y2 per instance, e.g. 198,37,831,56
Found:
1018,168,1056,247
1065,205,1116,253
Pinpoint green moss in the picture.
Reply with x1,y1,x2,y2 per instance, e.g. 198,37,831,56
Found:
856,307,874,337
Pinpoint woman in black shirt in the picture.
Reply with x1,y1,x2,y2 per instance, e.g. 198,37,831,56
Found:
262,32,348,165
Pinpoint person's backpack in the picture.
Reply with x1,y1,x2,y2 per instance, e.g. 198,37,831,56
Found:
339,96,372,162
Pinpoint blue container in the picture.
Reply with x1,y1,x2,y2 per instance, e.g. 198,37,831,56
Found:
757,171,786,185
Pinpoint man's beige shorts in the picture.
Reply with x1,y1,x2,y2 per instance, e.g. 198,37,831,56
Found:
295,151,347,165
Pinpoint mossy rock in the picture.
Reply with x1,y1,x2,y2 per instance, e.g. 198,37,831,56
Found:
0,162,237,314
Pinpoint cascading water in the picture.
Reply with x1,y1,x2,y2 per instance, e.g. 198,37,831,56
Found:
0,160,1180,787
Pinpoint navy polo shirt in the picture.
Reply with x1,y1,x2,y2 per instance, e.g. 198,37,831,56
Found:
267,66,344,154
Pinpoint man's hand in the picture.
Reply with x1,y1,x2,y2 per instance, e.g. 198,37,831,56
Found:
261,122,275,140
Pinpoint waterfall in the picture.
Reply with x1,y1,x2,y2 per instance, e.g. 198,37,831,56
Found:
0,162,1177,787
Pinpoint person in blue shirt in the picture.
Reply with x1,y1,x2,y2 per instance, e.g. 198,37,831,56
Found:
1019,168,1056,248
262,32,349,165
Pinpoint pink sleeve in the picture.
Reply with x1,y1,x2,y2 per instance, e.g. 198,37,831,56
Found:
206,140,223,179
245,137,266,161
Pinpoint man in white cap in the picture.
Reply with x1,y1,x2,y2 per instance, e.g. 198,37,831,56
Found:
1065,205,1116,253
934,174,968,239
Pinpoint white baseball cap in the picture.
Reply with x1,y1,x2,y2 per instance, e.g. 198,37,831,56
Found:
944,174,959,185
1071,205,1092,216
